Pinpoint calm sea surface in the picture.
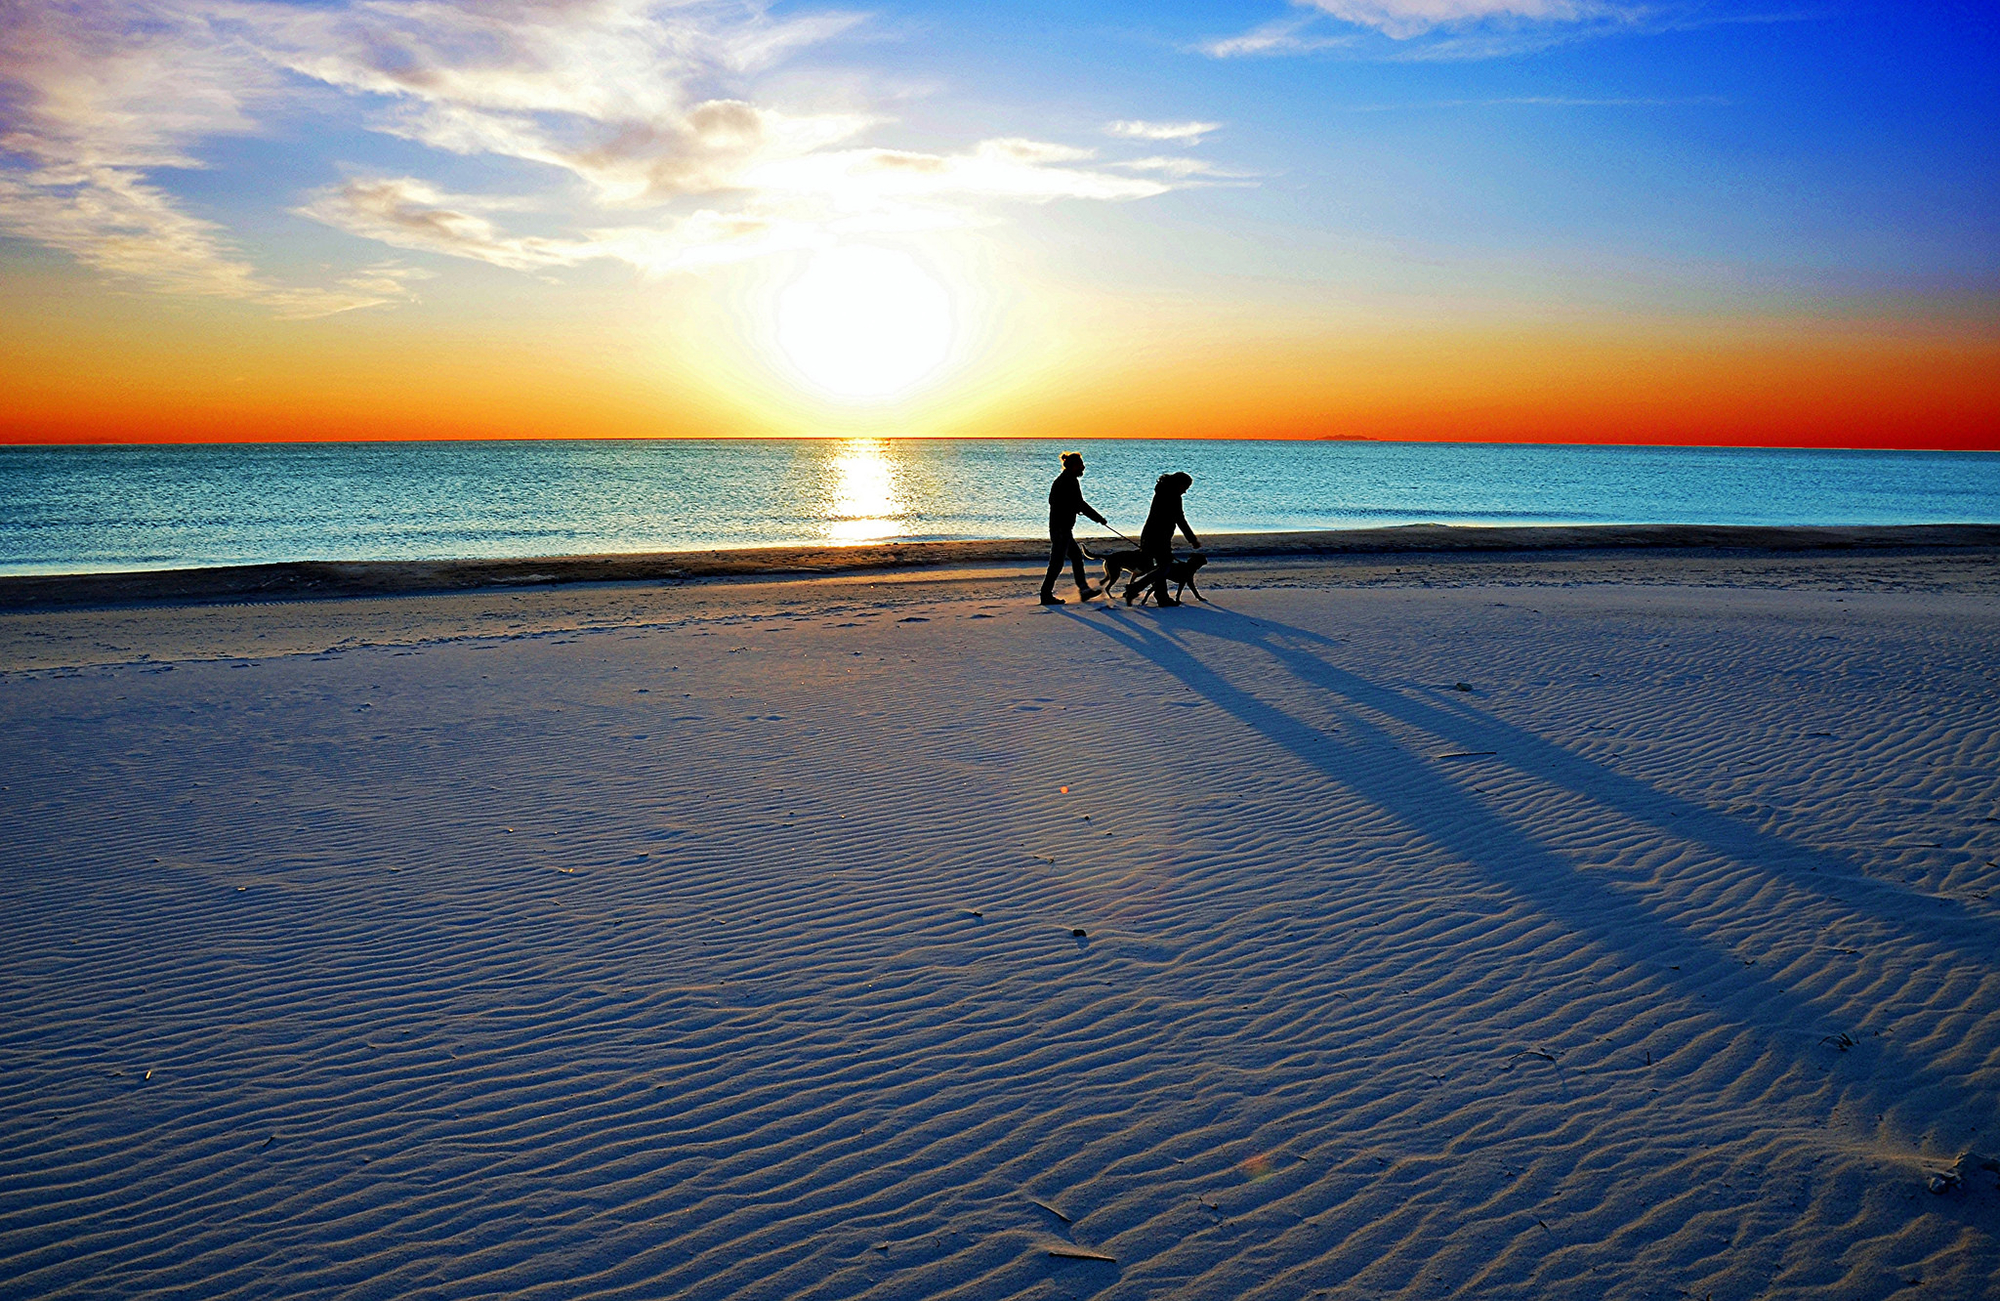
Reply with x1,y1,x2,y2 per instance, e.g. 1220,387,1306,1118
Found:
2,439,1995,576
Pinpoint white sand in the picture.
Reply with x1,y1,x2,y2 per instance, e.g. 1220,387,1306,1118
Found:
2,552,1997,1299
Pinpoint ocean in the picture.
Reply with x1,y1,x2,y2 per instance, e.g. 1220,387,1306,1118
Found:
2,439,1995,576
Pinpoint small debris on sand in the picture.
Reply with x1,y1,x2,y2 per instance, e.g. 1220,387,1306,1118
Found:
1047,1246,1115,1262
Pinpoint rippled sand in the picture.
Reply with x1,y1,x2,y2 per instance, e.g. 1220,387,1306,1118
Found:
3,549,1997,1299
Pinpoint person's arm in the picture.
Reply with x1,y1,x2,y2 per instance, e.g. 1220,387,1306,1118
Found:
1080,494,1107,526
1177,505,1199,548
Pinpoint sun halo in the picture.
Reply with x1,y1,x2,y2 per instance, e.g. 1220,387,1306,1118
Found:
773,246,956,402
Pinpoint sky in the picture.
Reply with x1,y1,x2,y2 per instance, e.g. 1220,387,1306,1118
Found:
0,0,1995,447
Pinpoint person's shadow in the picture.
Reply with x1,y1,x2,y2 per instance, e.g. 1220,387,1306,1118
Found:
1062,600,1999,1131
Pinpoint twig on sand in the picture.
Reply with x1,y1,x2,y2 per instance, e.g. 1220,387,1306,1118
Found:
1435,751,1498,761
1047,1246,1116,1262
1028,1197,1071,1224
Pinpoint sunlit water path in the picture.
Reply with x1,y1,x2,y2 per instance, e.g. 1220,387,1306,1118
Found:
3,439,1996,575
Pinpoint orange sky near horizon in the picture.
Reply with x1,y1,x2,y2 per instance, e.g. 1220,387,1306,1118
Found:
5,271,1995,450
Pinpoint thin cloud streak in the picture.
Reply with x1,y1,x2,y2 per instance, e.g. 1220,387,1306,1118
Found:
1331,94,1733,110
1201,2,1815,60
1201,18,1360,57
1201,0,1655,59
1116,156,1253,181
1302,0,1608,40
1106,119,1223,144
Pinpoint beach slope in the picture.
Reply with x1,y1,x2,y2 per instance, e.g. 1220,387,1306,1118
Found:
2,550,1997,1299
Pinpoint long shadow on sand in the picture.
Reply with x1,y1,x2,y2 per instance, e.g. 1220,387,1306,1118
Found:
1063,604,1996,1128
1311,607,1983,944
1093,602,1997,957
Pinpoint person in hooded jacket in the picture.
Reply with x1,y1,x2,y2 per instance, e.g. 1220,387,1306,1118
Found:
1125,471,1200,607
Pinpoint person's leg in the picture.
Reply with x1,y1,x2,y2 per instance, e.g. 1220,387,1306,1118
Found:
1068,541,1098,596
1147,548,1176,605
1041,531,1070,599
1125,544,1170,604
1122,562,1153,603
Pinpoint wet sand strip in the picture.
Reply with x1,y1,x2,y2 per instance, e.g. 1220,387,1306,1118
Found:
4,522,1996,611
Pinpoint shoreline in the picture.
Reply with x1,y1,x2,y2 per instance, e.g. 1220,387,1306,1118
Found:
4,521,1998,611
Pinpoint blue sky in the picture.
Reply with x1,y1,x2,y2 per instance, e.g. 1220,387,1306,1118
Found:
875,1,1998,291
5,0,1992,312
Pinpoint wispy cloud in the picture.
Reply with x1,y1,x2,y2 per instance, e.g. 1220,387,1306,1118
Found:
0,166,390,316
1106,119,1223,144
1333,93,1732,110
230,0,880,207
0,0,393,314
745,138,1168,206
337,261,436,299
293,178,595,273
1299,1,1608,40
1115,156,1253,181
1200,0,1666,59
295,136,1171,279
0,0,1193,312
1201,18,1360,57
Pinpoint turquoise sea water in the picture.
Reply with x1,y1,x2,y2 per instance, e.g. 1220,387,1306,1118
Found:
1,439,1995,576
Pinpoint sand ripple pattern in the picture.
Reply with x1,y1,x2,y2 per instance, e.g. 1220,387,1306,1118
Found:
3,574,1997,1299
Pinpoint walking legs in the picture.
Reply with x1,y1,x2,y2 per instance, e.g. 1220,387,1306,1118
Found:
1123,545,1176,605
1042,532,1095,599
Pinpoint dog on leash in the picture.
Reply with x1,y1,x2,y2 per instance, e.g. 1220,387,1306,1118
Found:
1093,548,1209,605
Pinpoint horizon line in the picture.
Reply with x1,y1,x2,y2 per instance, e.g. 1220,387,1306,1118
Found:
4,434,1996,453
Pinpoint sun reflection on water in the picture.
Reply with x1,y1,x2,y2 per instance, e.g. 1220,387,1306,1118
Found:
825,439,906,542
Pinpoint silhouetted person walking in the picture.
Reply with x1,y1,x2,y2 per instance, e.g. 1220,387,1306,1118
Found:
1041,451,1105,605
1126,471,1200,606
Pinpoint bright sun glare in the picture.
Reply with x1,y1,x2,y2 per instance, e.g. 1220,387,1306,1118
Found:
775,247,954,400
826,439,904,542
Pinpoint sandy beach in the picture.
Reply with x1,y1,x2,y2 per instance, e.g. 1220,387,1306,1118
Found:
3,536,1997,1300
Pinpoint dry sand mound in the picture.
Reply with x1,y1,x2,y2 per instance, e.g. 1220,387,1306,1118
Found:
2,553,1996,1299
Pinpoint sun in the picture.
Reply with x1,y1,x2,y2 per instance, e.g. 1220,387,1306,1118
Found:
774,246,955,400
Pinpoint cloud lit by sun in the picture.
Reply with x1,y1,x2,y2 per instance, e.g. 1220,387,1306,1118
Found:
0,0,1180,311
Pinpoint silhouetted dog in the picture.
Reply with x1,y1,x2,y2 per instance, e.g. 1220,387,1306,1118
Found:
1094,548,1208,604
1089,546,1141,587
